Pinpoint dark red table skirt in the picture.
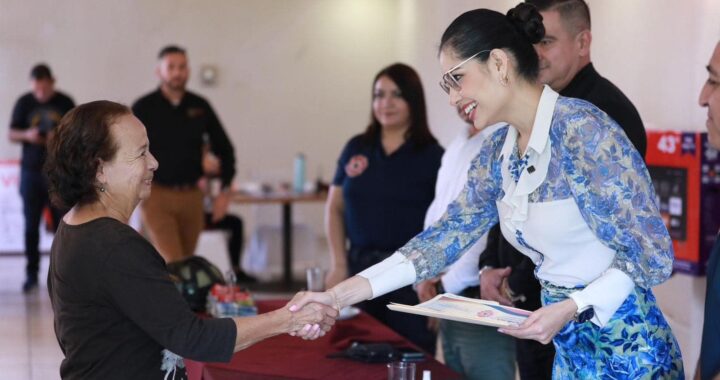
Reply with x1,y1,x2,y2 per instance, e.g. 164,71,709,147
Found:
186,300,461,380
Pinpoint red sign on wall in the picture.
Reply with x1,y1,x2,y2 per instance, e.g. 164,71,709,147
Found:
646,131,720,275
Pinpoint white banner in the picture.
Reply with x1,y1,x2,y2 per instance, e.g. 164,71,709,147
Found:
0,160,53,254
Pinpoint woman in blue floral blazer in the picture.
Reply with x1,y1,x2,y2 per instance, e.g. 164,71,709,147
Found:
290,5,683,379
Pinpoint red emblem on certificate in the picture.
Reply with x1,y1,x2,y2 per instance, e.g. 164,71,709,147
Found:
345,154,368,177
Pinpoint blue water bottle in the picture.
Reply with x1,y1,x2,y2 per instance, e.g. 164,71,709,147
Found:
293,153,306,193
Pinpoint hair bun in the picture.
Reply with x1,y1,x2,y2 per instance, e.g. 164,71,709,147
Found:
506,3,545,44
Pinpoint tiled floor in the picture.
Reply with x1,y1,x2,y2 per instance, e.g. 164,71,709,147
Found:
0,255,63,380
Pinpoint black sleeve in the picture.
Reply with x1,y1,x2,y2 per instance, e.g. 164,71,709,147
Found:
604,104,646,158
332,137,358,186
102,236,236,362
64,94,76,112
131,98,148,125
505,254,540,300
477,224,502,268
204,103,236,188
591,90,647,158
10,96,28,129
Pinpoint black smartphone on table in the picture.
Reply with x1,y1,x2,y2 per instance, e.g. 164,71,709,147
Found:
398,348,426,362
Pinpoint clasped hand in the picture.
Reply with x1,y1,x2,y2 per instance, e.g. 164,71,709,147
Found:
284,291,339,340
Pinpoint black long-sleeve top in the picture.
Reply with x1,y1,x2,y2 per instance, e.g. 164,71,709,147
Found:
560,63,646,157
48,218,236,379
132,89,236,188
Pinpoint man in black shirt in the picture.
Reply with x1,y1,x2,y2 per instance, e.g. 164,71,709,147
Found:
8,63,74,292
479,1,648,379
133,45,236,264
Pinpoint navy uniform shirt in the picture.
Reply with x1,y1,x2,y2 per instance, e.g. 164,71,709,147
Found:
9,91,75,172
132,89,235,188
333,134,443,252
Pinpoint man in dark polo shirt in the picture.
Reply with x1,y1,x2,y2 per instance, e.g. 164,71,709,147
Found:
132,45,235,264
8,63,74,292
478,1,647,379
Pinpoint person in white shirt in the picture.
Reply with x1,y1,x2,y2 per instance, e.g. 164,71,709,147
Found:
288,5,683,378
415,104,511,379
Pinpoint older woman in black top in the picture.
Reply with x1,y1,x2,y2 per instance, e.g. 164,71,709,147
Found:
45,101,336,379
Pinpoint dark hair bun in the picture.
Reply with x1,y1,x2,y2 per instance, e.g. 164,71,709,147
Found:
506,3,545,44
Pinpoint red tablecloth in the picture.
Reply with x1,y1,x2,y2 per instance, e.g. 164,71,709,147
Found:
186,300,461,380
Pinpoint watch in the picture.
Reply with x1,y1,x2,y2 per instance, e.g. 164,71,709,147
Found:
574,306,595,323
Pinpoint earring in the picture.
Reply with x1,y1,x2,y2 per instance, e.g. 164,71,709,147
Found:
100,185,106,193
501,75,509,86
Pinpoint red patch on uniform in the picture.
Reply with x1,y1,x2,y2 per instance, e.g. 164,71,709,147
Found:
345,154,369,177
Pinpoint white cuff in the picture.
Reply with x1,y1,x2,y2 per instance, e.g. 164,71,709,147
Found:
357,252,417,299
568,268,634,327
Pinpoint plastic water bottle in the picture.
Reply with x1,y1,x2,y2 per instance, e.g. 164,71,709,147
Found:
293,153,306,193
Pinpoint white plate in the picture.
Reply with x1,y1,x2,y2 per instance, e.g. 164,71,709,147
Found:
338,306,360,320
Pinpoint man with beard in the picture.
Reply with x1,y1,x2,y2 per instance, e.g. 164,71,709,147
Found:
132,45,236,264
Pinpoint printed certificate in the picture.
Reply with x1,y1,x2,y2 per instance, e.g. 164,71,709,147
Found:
387,293,531,328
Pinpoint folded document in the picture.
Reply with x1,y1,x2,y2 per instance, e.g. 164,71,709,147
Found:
387,293,531,328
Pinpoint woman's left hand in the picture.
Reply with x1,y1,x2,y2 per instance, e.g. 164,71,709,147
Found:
498,299,577,344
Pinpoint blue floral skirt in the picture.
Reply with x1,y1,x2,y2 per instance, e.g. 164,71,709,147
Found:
541,281,684,379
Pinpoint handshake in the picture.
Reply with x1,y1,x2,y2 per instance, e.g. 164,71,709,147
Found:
281,290,343,341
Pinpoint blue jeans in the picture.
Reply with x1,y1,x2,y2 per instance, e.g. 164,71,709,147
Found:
20,170,64,276
441,318,516,380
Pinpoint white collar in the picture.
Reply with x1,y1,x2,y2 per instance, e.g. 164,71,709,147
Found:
526,85,558,155
499,85,558,162
498,85,559,228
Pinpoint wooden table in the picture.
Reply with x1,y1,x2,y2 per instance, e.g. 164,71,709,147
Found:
185,300,461,380
232,191,327,289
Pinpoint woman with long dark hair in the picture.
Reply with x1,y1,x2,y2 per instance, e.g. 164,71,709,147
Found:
324,63,443,352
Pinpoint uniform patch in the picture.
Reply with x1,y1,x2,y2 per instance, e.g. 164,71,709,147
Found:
345,154,369,177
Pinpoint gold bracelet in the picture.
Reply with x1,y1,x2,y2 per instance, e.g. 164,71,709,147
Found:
328,288,342,311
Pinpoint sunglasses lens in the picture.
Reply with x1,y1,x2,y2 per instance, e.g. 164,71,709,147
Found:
439,81,450,94
440,73,459,94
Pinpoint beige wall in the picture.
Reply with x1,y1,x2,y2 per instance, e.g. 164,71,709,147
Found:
0,0,401,182
2,0,719,187
2,1,719,375
5,0,718,178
